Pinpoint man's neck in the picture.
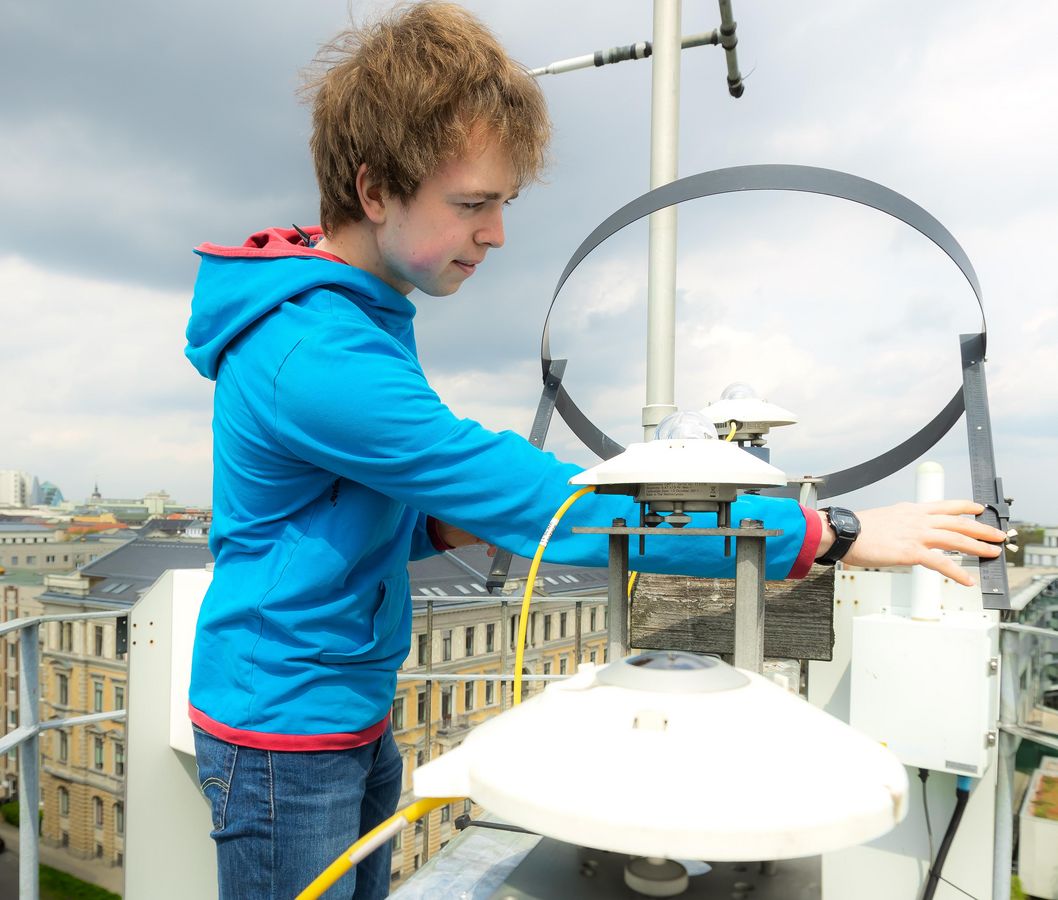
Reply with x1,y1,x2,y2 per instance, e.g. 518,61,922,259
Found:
316,223,411,296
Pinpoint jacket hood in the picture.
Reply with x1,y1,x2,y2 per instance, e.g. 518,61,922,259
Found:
185,226,416,380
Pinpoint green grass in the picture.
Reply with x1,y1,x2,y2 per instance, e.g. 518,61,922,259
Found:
1011,874,1027,900
40,864,121,900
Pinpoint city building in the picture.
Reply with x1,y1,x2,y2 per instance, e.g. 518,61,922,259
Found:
388,546,610,886
0,470,31,508
36,535,212,867
0,520,131,575
1024,527,1058,567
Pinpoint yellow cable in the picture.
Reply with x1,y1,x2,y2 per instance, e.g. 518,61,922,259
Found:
724,421,738,441
513,486,596,705
627,570,638,599
296,795,461,900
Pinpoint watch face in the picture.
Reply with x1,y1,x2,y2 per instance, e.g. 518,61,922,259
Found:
829,508,860,538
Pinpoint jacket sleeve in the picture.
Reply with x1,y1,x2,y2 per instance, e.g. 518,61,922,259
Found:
409,511,450,561
271,319,819,580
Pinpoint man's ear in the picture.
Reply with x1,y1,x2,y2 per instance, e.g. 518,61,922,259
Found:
355,163,388,224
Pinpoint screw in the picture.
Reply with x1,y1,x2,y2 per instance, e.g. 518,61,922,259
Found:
986,730,997,746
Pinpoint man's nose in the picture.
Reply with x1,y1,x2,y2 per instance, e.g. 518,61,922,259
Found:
476,209,505,249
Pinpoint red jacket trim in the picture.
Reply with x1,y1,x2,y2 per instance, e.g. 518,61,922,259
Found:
426,516,454,552
189,703,389,751
196,226,349,266
788,504,823,579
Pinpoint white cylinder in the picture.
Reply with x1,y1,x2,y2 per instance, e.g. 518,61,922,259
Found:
910,461,944,621
643,0,682,439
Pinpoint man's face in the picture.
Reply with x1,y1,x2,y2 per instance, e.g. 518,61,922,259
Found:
375,131,518,297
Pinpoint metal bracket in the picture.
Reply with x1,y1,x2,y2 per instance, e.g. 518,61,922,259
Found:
487,358,568,593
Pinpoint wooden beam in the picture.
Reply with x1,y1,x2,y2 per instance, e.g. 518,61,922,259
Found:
629,565,836,661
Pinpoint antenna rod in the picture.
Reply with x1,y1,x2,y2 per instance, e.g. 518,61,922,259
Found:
528,31,720,78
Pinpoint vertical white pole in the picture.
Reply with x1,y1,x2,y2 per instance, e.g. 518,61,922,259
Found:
910,461,945,621
643,0,682,440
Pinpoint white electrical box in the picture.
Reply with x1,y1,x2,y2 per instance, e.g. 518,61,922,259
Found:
850,611,998,776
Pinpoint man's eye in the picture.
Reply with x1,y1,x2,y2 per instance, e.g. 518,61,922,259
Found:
460,202,485,210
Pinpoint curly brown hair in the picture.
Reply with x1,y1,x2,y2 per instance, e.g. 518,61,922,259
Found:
305,2,551,234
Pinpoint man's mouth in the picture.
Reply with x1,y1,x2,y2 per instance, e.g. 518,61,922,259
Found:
454,259,481,275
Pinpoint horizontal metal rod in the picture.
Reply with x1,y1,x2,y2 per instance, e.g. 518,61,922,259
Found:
413,594,608,605
1000,622,1058,640
572,526,781,537
0,609,127,638
1000,723,1058,753
0,710,127,755
529,30,719,77
397,673,571,684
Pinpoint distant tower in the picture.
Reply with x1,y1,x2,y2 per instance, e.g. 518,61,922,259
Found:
91,481,102,502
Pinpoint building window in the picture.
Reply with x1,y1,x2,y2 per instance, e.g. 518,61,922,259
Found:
417,633,428,666
530,611,538,646
94,736,104,770
509,616,517,649
485,678,495,706
58,731,68,763
61,622,73,652
590,607,597,632
590,650,597,664
94,796,104,827
115,802,124,835
114,685,125,710
45,555,55,563
559,656,568,675
115,742,125,777
464,681,474,711
26,555,35,565
115,852,124,867
464,627,474,657
543,661,551,676
416,749,425,768
441,686,453,724
442,630,452,662
61,832,69,848
440,804,451,823
392,697,405,731
94,626,105,657
543,615,552,641
9,556,16,565
58,787,69,817
391,869,402,883
485,623,495,653
417,689,427,724
463,799,472,814
560,612,568,638
57,673,69,707
95,843,103,859
93,681,104,713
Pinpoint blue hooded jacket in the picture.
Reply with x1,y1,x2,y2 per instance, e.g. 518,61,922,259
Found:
184,227,818,749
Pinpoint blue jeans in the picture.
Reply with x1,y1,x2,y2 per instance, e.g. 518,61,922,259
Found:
193,725,404,899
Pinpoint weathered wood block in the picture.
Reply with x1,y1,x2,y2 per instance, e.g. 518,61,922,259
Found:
629,565,836,661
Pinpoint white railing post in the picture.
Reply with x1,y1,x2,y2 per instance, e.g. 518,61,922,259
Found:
18,621,40,900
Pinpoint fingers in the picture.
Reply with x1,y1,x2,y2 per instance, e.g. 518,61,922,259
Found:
919,500,986,516
915,550,977,587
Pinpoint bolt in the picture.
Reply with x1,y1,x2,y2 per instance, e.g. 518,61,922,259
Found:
986,730,997,746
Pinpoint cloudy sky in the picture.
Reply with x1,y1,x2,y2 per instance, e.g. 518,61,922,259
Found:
2,1,1056,524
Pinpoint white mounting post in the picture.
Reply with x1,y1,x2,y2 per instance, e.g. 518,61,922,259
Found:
643,0,683,440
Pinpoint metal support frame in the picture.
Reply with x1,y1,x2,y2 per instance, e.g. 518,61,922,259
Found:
607,526,631,660
733,521,766,673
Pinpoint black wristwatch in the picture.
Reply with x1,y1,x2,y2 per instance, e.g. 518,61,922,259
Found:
817,507,861,565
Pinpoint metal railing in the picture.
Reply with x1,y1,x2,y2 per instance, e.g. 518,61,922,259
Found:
0,611,127,900
393,592,609,873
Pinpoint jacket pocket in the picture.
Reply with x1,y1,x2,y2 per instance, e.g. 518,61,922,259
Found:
319,572,409,664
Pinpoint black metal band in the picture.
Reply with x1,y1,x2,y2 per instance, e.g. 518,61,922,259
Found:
540,164,987,499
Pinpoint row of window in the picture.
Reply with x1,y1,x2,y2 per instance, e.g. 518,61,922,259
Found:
56,788,124,835
54,730,125,775
54,622,113,657
390,645,608,732
0,536,48,543
414,607,606,666
54,673,125,711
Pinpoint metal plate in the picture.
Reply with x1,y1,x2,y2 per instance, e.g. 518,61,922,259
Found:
491,838,822,900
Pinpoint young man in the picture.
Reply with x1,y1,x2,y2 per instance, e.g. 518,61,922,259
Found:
184,4,1005,897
